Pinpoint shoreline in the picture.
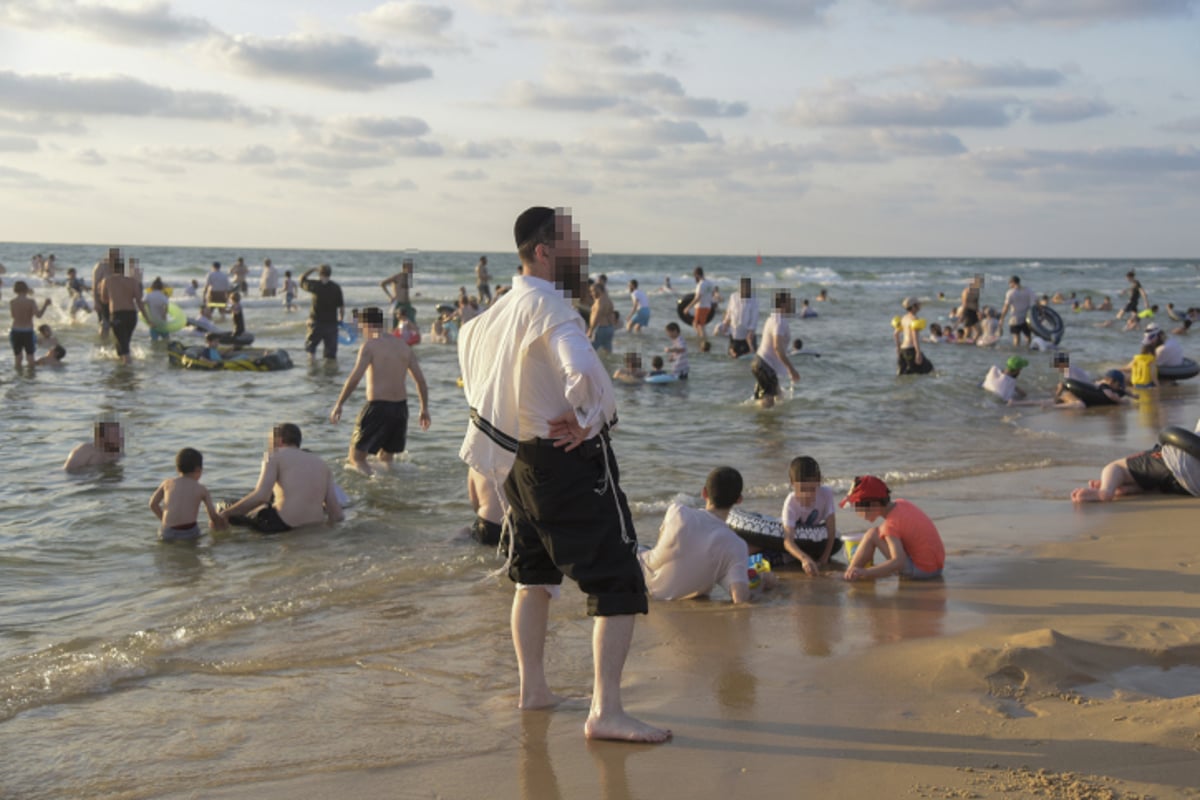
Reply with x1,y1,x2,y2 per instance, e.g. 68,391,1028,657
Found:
161,463,1200,800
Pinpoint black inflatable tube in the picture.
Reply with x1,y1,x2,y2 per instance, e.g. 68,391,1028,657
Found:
1159,426,1200,460
676,292,720,326
1028,305,1064,344
1061,377,1117,407
1158,358,1200,382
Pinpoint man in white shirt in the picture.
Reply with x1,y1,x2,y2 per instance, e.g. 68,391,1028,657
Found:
260,258,279,297
457,206,669,744
998,275,1036,348
640,467,754,603
204,261,231,315
722,276,759,358
751,289,800,408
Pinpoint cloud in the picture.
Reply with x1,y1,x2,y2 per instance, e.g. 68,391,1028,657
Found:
74,148,106,165
366,178,419,191
234,145,277,165
358,2,454,38
1025,97,1113,124
215,34,433,91
565,0,835,26
0,70,271,122
880,0,1197,26
0,112,87,134
0,135,39,152
1161,116,1200,133
790,89,1016,127
630,118,709,144
866,129,967,157
905,58,1068,89
968,145,1200,188
335,115,431,138
0,164,77,189
0,0,214,44
446,168,488,181
138,146,220,163
600,45,648,66
508,80,622,112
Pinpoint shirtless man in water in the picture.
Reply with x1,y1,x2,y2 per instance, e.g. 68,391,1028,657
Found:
64,420,124,472
98,254,146,365
329,306,431,475
220,423,343,533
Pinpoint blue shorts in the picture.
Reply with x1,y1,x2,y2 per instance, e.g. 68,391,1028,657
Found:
900,561,943,580
591,325,614,352
630,307,650,327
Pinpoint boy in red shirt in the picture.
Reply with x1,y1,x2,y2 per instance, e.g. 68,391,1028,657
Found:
839,475,944,581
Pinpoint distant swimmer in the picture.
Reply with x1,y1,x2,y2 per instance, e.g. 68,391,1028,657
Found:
97,252,146,366
221,423,344,533
751,290,800,408
64,420,124,472
260,258,279,298
895,296,933,375
381,258,416,329
722,277,758,358
149,448,226,542
300,264,345,362
998,275,1036,348
959,274,983,342
1116,269,1150,322
626,279,650,333
329,306,430,476
683,266,717,343
475,256,492,306
9,280,53,368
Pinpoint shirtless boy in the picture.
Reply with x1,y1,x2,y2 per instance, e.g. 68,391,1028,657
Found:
9,281,53,368
381,259,416,329
220,423,344,533
329,306,431,475
64,420,124,472
150,448,226,541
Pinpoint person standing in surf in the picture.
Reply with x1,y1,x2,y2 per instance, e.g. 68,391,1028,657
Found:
457,206,670,744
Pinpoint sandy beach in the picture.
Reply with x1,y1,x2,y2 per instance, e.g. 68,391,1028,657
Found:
152,464,1200,800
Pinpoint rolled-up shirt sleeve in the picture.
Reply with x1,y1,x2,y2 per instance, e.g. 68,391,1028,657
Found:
547,322,616,437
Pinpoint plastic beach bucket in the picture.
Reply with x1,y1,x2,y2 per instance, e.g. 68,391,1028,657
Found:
841,533,872,566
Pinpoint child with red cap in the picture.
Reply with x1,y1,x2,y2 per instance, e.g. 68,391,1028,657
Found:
839,476,945,581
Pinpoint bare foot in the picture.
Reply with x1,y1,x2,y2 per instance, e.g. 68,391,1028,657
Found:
1071,487,1109,503
1088,479,1102,490
345,459,373,477
584,710,672,743
518,688,566,710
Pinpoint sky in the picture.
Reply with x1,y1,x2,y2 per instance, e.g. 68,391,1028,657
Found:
1,0,1198,257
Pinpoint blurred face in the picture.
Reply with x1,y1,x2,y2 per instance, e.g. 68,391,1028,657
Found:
854,504,884,523
544,213,587,298
793,479,820,505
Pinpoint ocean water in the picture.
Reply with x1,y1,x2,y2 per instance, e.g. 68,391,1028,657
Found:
1,243,1198,798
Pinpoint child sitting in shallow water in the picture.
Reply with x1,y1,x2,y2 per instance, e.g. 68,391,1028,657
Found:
149,448,226,542
779,456,841,576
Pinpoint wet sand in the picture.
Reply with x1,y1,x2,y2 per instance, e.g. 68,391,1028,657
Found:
169,465,1200,800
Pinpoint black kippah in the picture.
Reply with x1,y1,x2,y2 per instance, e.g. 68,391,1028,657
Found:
514,206,555,248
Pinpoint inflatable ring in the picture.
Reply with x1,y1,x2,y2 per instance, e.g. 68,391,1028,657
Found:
644,373,678,384
214,331,255,347
1158,358,1200,382
338,321,358,346
676,293,720,326
1061,377,1117,407
155,302,187,334
1137,308,1155,319
726,508,829,552
1028,305,1064,344
1159,426,1200,460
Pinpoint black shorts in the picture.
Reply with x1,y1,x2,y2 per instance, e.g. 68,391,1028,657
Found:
1009,321,1032,337
897,347,934,375
729,338,751,357
1122,299,1139,314
792,536,844,560
504,437,648,617
352,400,408,455
9,329,34,356
230,505,293,534
305,320,339,359
471,516,502,546
111,310,138,356
96,303,110,325
750,355,780,398
1126,446,1189,495
961,308,979,327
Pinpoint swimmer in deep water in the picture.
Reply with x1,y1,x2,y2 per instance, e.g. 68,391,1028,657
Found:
64,420,124,472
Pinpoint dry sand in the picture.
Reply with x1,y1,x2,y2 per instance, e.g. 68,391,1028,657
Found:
183,484,1200,800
